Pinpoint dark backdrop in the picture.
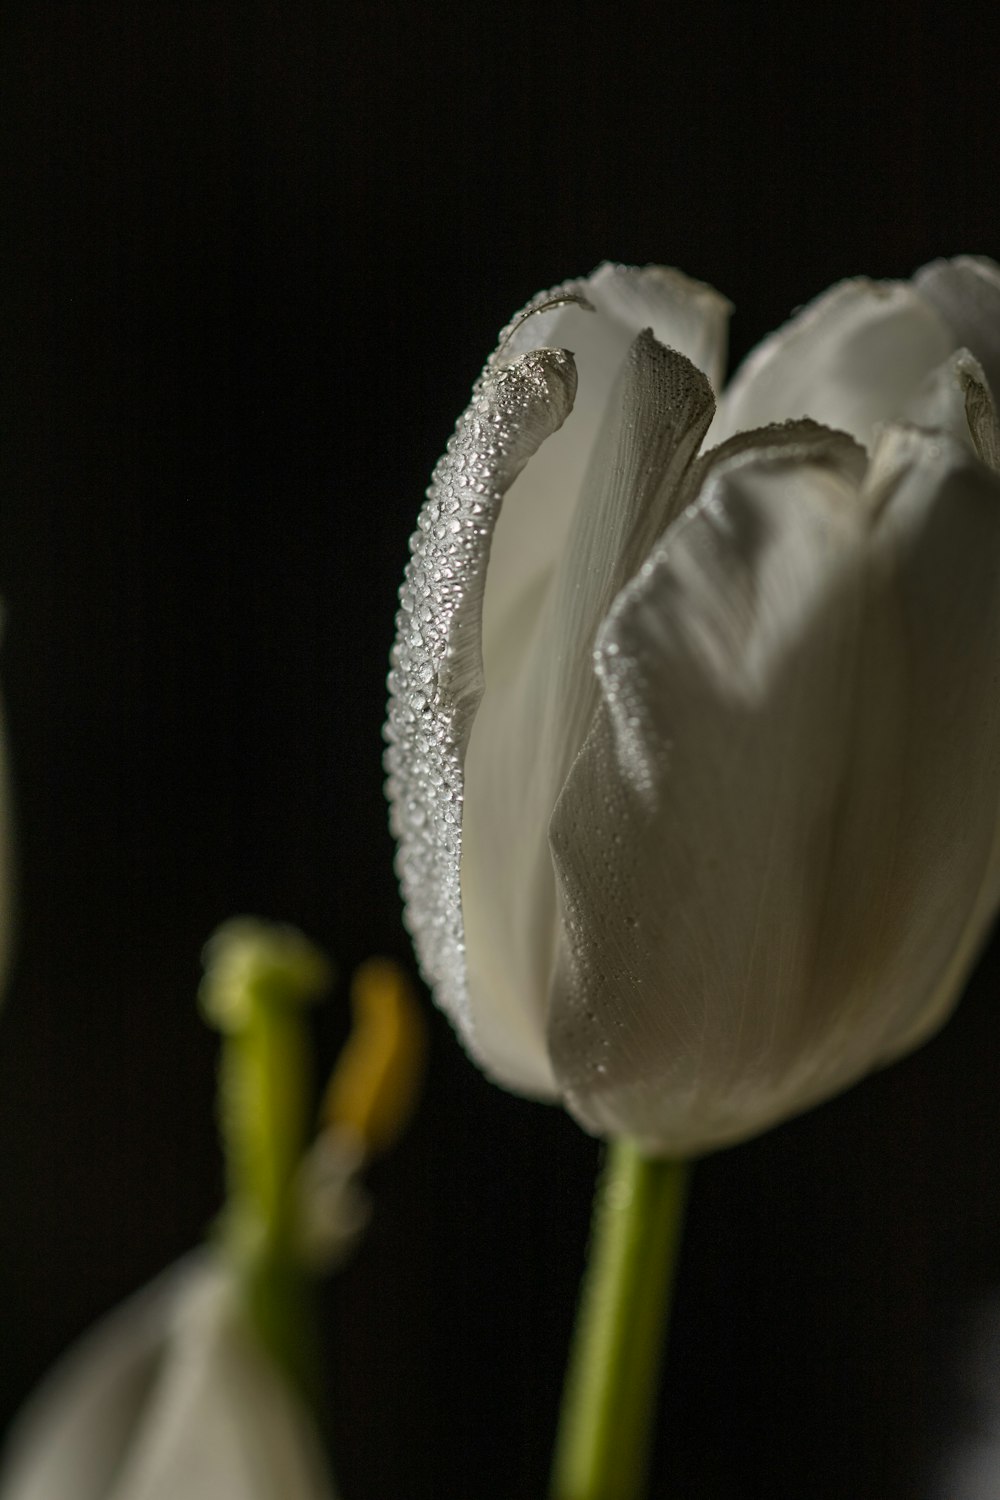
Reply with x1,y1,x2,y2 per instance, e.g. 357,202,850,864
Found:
1,7,999,1499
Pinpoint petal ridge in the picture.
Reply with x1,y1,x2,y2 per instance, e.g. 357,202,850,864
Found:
385,346,577,1057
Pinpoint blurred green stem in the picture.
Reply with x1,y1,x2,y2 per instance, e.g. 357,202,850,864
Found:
220,996,319,1404
550,1142,690,1500
203,921,331,1410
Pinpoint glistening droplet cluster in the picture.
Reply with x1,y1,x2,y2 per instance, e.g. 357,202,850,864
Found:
384,344,577,1042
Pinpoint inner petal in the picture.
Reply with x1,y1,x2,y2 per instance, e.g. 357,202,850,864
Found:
914,255,1000,399
482,264,731,669
709,278,953,450
461,334,714,1092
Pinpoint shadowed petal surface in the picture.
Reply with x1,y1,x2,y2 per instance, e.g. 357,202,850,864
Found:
547,428,1000,1154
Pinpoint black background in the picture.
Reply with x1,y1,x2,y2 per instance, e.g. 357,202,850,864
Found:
1,6,1000,1498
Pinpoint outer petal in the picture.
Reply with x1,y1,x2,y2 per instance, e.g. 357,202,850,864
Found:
387,267,729,1092
0,1258,334,1500
547,427,1000,1155
384,346,578,1090
853,425,1000,1059
709,278,952,450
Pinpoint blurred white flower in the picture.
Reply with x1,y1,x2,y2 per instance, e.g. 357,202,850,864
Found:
386,257,1000,1155
0,614,13,997
931,1294,1000,1499
0,725,11,994
0,1255,336,1500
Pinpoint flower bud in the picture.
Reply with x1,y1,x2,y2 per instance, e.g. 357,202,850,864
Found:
387,258,1000,1155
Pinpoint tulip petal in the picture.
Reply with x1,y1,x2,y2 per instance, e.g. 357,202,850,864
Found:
385,346,578,1088
855,425,1000,1057
482,265,730,669
710,278,952,451
462,335,714,1090
914,256,1000,401
0,1258,334,1500
585,263,731,392
904,349,1000,468
547,427,1000,1155
387,268,729,1090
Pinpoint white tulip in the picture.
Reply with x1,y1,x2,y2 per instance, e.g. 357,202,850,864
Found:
0,1255,336,1500
385,258,1000,1155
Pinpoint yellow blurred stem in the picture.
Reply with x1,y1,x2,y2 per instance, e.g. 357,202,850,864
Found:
322,958,426,1157
550,1143,690,1500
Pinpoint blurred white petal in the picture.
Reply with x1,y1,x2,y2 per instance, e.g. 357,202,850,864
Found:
1,1263,185,1500
0,596,12,997
931,1295,1000,1499
0,694,12,999
0,1257,335,1500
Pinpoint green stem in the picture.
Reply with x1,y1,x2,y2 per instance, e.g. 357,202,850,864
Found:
550,1141,690,1500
